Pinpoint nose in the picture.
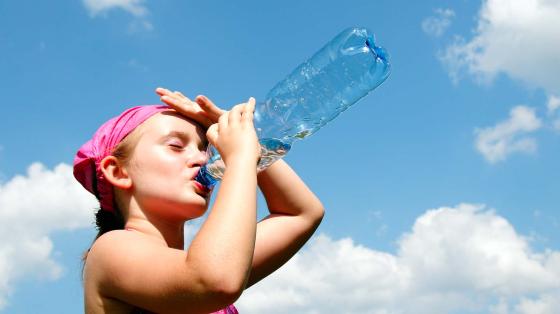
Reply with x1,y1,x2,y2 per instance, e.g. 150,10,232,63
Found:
187,149,209,168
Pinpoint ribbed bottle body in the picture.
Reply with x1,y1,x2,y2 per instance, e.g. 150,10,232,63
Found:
196,27,391,187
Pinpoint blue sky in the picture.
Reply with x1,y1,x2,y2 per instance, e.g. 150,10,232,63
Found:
1,0,559,313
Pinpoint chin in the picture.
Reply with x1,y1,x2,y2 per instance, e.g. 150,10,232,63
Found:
154,196,208,220
184,201,209,219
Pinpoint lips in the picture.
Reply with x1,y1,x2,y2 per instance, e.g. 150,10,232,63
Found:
192,180,211,195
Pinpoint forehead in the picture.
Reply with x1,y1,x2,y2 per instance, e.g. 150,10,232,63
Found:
140,110,206,139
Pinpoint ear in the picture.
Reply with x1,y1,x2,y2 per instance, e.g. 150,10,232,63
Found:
99,156,132,189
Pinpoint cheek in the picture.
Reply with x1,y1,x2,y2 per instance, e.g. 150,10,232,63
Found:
130,149,184,183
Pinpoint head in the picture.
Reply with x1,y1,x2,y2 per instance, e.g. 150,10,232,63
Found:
104,110,211,221
74,105,211,234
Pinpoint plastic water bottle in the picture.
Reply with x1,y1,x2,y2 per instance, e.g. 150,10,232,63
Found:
196,27,391,187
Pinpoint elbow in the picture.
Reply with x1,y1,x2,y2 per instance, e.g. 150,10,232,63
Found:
199,271,246,305
212,277,245,302
314,201,325,221
316,206,325,225
308,205,325,227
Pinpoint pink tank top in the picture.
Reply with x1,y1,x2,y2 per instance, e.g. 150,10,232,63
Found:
210,304,239,314
132,303,238,313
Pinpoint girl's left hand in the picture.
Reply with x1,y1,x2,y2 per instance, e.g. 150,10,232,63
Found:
156,87,225,129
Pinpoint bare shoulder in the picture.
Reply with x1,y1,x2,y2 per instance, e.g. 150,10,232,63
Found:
88,229,164,260
84,230,161,313
83,230,231,313
85,229,174,287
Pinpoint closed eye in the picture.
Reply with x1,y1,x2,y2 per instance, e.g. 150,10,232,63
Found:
167,139,185,150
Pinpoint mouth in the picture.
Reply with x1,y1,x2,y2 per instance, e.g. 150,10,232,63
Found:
192,180,211,196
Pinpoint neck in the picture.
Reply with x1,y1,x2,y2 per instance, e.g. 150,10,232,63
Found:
126,216,185,250
123,204,186,250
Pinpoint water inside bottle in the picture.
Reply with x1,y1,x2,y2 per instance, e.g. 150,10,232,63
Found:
196,138,292,187
257,138,292,171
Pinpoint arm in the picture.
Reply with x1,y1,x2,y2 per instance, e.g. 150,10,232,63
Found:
90,100,260,314
157,89,262,293
246,158,325,288
186,99,261,295
159,91,325,287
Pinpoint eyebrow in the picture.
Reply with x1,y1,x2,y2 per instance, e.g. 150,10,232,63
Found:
164,130,208,148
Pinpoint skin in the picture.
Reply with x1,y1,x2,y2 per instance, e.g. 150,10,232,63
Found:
83,89,325,314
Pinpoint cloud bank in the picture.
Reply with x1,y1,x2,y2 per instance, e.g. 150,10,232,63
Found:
237,204,560,314
439,0,560,95
2,165,559,313
0,163,97,309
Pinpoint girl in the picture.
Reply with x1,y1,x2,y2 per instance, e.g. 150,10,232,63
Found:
75,88,325,313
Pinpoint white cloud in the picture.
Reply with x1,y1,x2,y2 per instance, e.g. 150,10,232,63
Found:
474,106,542,163
490,299,509,314
546,95,560,116
0,163,97,309
546,95,560,131
514,292,560,314
422,8,455,37
440,0,560,94
237,204,560,314
82,0,148,17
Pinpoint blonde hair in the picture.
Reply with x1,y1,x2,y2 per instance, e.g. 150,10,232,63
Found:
81,126,144,276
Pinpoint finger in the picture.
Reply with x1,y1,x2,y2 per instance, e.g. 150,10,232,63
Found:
161,95,193,113
174,91,193,103
242,98,255,122
174,91,187,99
160,95,181,106
218,109,229,129
157,88,186,104
156,87,175,98
248,97,256,112
161,94,196,112
228,104,243,126
195,95,213,106
206,123,219,146
195,95,225,120
155,87,170,96
162,96,214,129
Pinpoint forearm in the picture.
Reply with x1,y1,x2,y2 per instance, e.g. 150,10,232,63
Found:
257,159,324,218
239,159,324,288
187,159,258,290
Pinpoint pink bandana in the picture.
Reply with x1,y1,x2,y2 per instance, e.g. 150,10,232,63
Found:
73,105,169,212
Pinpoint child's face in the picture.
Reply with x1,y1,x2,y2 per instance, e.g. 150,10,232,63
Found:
125,110,211,220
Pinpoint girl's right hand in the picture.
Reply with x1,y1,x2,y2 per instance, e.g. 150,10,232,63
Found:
205,98,261,166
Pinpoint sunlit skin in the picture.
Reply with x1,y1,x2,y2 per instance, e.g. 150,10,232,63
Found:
83,88,325,314
117,111,211,248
